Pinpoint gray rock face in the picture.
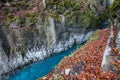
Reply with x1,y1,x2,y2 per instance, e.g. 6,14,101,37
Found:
0,43,9,77
116,25,120,51
116,37,120,50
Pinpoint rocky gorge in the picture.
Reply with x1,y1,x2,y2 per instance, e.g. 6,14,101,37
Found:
0,0,119,79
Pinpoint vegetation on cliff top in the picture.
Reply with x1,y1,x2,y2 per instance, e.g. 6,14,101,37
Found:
108,0,120,18
0,0,106,29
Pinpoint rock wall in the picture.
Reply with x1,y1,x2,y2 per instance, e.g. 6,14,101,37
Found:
116,21,120,50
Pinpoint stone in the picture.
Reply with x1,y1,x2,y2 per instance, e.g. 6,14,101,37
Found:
65,68,71,75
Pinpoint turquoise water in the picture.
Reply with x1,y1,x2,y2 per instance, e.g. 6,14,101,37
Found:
6,43,84,80
102,21,109,29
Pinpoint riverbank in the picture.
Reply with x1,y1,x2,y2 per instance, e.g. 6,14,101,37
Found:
40,27,119,80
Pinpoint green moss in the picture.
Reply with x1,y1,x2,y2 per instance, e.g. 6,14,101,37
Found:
56,2,65,14
116,9,120,14
16,46,25,52
7,13,15,19
25,17,37,26
51,13,58,18
4,12,38,26
90,16,98,28
69,14,76,26
64,0,81,10
51,13,61,23
2,13,15,25
53,75,64,80
99,12,108,22
23,12,36,17
109,0,119,12
87,31,99,42
12,1,29,10
108,0,120,18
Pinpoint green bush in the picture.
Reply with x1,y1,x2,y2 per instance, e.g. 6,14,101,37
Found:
99,12,108,22
108,0,120,18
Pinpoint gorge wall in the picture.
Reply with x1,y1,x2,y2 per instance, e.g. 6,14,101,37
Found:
116,18,120,50
0,0,112,78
